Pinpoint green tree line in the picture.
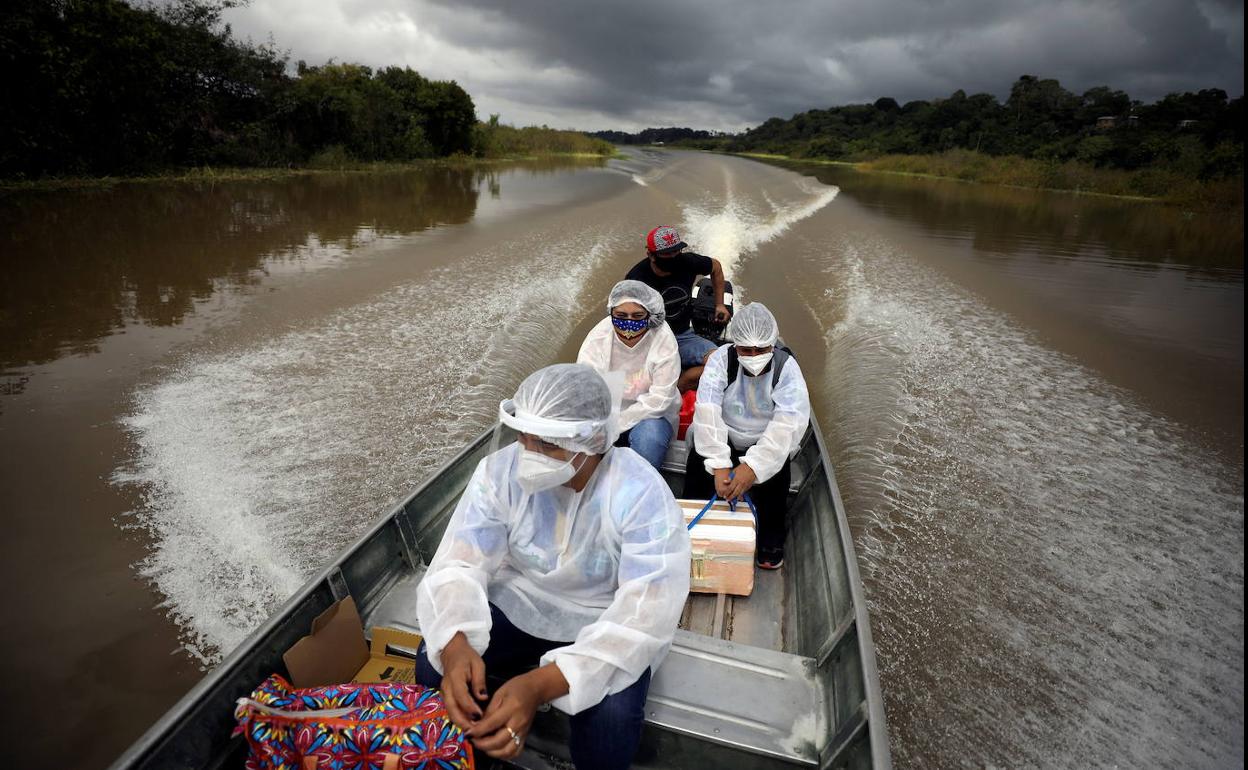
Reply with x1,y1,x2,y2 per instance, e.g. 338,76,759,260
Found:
0,0,608,180
672,76,1242,182
590,127,719,145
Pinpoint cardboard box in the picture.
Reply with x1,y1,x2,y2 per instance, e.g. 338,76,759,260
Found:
679,499,756,597
283,596,424,688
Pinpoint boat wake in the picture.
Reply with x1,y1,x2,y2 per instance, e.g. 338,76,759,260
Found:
115,229,626,663
606,149,674,187
797,230,1245,768
680,174,838,280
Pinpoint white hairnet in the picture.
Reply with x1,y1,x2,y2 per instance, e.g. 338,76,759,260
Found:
608,279,666,328
499,363,618,454
727,302,779,347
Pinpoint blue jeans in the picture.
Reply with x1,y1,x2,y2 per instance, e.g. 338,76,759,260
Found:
675,327,718,369
617,417,673,470
415,604,651,770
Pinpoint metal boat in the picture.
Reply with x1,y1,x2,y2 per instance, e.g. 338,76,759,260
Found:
110,414,890,769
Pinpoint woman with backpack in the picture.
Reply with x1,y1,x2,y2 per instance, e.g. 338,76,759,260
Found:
684,303,811,570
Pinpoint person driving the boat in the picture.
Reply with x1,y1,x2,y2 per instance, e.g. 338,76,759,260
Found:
576,279,680,471
625,225,728,392
414,363,691,768
684,303,810,570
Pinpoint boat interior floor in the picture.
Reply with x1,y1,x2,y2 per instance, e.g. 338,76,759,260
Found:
677,565,785,650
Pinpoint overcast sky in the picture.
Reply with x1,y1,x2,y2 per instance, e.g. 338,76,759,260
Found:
222,0,1244,132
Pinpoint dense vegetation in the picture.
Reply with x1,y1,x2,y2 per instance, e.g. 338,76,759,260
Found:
611,77,1243,205
475,116,616,158
722,78,1243,179
590,127,721,145
0,0,609,180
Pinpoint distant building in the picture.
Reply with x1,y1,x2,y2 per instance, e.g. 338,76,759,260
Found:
1096,116,1117,130
1178,119,1198,129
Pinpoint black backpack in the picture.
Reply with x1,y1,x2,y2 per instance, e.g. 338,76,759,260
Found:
726,344,795,388
689,277,733,342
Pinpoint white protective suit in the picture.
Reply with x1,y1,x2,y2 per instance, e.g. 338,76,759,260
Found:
416,366,691,716
577,279,681,433
576,320,680,433
692,304,811,482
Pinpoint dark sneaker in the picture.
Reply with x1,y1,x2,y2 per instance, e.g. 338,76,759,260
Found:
756,547,784,570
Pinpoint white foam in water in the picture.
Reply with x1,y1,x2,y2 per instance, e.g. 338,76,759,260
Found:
801,233,1244,767
116,229,625,662
608,153,670,187
680,176,838,278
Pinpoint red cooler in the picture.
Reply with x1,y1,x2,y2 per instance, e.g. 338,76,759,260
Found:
678,390,696,440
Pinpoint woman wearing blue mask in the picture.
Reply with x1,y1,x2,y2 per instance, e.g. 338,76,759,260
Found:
576,279,681,470
415,364,691,769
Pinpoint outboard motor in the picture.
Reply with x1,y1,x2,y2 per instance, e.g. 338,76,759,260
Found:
689,277,733,343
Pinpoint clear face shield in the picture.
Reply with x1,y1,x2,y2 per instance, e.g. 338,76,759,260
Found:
490,398,618,494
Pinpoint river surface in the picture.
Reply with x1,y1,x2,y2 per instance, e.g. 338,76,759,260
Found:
0,151,1242,768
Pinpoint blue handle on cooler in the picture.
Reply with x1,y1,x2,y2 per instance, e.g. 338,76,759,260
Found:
687,495,719,530
687,470,758,530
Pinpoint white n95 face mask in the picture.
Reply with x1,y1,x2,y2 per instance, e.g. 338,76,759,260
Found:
516,449,582,493
739,351,774,376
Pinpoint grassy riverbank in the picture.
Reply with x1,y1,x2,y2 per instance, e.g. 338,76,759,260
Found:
742,149,1244,210
2,119,617,193
0,151,616,194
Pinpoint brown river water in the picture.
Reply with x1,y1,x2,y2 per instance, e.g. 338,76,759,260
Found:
0,150,1242,767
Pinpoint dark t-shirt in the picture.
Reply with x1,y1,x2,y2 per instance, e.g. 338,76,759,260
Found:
625,251,714,334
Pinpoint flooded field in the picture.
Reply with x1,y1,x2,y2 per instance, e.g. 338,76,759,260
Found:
1,150,1242,767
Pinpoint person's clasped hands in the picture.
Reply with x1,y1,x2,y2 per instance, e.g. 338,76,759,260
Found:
438,632,568,760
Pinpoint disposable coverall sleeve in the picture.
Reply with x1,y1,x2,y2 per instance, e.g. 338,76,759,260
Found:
540,481,691,715
742,359,811,483
691,345,734,475
415,455,511,674
617,328,680,432
575,319,613,372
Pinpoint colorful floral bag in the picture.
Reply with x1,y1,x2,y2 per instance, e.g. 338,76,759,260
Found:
233,674,474,770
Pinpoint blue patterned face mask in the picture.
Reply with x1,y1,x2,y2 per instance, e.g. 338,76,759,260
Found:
611,317,648,338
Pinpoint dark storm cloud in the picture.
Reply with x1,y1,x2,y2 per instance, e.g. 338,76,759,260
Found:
225,0,1243,131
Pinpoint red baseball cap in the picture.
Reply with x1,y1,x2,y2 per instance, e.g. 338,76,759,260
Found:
645,225,687,254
